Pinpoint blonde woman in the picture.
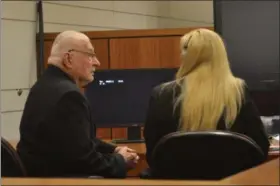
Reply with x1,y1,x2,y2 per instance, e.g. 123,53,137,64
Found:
143,28,270,168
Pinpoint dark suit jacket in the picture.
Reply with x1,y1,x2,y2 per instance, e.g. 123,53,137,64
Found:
144,80,270,167
17,65,127,178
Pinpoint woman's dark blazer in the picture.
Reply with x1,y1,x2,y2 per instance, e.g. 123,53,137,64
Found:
143,80,270,167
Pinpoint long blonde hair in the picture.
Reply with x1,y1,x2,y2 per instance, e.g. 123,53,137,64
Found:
175,28,245,131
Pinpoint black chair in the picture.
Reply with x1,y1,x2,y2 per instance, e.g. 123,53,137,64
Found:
1,137,27,177
143,131,266,180
1,138,103,178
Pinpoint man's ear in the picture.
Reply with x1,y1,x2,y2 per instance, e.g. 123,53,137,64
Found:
62,53,73,69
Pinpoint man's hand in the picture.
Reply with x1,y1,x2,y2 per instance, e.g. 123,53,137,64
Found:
114,146,136,153
115,146,139,169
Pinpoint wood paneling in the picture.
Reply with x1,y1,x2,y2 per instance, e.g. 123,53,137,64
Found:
159,37,181,68
96,128,111,139
112,128,128,139
96,127,144,140
44,41,53,67
110,36,181,69
91,39,109,70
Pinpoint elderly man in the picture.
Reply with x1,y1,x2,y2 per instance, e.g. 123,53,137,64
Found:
17,30,138,178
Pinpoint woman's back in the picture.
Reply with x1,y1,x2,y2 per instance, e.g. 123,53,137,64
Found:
143,28,270,168
144,80,269,166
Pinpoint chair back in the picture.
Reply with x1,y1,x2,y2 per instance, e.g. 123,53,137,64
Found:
151,131,265,180
1,138,27,177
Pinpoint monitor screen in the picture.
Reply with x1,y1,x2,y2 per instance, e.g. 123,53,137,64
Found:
214,0,279,91
84,68,178,127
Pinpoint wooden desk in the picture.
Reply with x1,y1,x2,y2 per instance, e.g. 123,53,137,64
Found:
1,178,224,185
1,178,224,186
2,159,279,185
222,158,279,185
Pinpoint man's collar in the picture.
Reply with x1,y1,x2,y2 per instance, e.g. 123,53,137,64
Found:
46,65,76,84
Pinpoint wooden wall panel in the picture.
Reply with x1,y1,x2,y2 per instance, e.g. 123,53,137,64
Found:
109,36,181,69
96,128,111,139
110,127,144,140
112,128,127,139
91,39,109,70
44,41,54,67
159,37,181,68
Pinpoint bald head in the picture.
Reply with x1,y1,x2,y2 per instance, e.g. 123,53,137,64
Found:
48,30,90,64
47,30,100,87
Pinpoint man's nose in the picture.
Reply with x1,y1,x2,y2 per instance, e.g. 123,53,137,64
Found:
93,57,101,66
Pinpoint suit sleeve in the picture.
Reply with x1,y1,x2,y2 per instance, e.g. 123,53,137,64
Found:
95,138,116,154
240,88,270,158
49,91,127,178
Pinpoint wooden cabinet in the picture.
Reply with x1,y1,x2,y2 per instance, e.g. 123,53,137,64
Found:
110,36,181,69
96,127,144,140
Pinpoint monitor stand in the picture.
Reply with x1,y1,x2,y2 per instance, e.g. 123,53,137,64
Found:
111,125,144,144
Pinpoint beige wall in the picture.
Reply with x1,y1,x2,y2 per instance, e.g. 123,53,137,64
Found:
1,1,213,140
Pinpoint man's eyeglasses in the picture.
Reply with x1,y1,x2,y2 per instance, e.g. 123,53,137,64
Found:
68,49,96,58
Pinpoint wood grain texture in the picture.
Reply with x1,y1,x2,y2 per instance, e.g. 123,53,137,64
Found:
96,128,111,139
1,178,222,185
96,128,144,140
109,36,181,69
112,128,128,139
91,39,109,70
223,158,279,185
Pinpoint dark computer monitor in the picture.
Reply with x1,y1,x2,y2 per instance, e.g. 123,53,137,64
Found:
213,0,280,115
84,68,178,143
213,0,279,91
